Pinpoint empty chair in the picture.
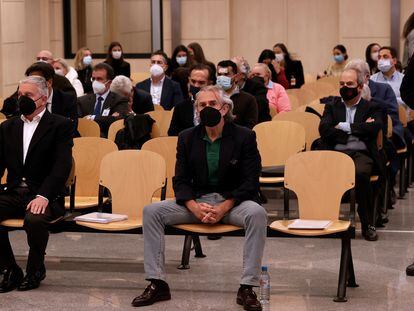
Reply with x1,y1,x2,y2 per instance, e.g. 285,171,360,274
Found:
301,81,337,98
77,118,100,137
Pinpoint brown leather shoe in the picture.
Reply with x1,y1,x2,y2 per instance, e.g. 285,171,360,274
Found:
131,281,171,307
236,286,262,311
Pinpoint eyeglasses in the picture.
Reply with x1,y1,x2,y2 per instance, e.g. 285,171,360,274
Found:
36,57,51,61
196,100,220,109
90,77,109,83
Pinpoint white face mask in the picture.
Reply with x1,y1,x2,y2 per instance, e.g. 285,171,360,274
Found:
176,56,187,66
275,53,284,62
92,80,107,94
150,64,164,77
377,59,393,73
55,69,64,76
112,51,122,60
371,52,379,62
83,55,92,66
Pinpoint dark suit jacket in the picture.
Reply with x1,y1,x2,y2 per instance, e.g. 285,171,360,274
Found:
51,89,78,133
242,77,271,123
319,97,384,174
131,87,154,114
231,91,259,129
401,55,414,109
53,74,76,95
0,111,73,214
77,67,93,94
173,122,262,206
168,98,194,136
136,77,183,110
285,59,305,88
104,60,131,78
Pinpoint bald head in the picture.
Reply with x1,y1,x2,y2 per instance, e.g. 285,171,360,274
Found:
36,50,54,64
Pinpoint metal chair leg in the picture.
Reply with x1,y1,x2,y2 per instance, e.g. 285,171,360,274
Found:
334,236,351,302
399,156,406,199
192,235,206,258
347,241,358,288
407,152,413,188
178,235,192,270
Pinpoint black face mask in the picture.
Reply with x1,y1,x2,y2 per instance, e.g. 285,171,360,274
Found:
189,85,201,99
18,95,40,116
249,76,265,87
340,86,359,101
200,106,222,127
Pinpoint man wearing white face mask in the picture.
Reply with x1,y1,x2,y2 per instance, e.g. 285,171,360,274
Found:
136,50,183,110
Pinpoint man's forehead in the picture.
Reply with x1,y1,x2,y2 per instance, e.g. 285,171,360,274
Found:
218,67,229,74
198,91,218,101
151,55,165,63
19,83,38,93
191,69,209,79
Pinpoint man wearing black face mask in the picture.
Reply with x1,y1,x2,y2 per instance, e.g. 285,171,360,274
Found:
319,68,383,241
0,76,73,292
132,86,266,310
168,64,212,136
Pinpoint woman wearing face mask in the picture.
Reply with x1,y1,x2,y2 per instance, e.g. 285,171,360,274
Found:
273,43,305,88
365,43,381,75
104,41,131,78
53,58,84,97
325,44,349,77
258,49,289,89
74,47,93,94
170,45,193,100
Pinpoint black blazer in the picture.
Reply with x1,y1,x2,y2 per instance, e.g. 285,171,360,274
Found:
77,91,128,120
242,77,271,123
285,59,305,88
51,89,78,132
168,99,194,136
319,97,384,173
53,74,76,95
0,111,73,213
77,67,93,94
231,91,259,129
131,87,154,114
173,122,262,206
136,77,184,110
401,55,414,109
104,60,131,78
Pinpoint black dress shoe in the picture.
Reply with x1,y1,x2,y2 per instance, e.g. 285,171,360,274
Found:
362,225,378,241
236,286,262,311
0,265,23,293
131,281,171,307
17,268,46,291
407,263,414,276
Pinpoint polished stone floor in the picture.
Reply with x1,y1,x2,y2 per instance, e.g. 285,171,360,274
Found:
2,188,414,311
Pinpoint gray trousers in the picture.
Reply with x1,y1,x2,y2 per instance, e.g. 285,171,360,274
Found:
142,193,267,286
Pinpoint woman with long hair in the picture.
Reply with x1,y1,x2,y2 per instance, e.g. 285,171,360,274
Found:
258,49,289,89
273,43,305,88
104,41,131,78
74,47,93,93
187,42,216,83
365,43,381,75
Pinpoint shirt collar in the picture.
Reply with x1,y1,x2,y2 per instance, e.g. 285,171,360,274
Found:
266,80,274,89
21,107,46,124
96,89,110,101
342,96,362,109
151,75,165,85
47,89,53,104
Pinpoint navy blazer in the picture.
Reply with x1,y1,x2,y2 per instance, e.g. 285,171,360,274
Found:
368,79,405,146
173,122,262,206
136,77,183,110
401,55,414,109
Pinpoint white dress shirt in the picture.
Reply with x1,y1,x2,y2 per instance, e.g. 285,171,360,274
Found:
46,89,53,113
150,76,165,105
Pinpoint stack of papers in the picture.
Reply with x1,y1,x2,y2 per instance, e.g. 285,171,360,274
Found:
287,219,332,230
74,212,128,224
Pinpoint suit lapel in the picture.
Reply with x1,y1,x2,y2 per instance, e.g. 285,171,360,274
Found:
87,94,96,115
160,78,170,109
354,99,367,123
336,102,346,123
26,111,54,160
102,92,113,111
218,124,235,182
13,118,24,165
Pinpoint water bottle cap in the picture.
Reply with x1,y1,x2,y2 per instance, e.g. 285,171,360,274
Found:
261,266,268,271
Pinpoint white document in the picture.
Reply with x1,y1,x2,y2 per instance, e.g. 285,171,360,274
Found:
74,212,128,224
287,219,332,230
102,108,111,116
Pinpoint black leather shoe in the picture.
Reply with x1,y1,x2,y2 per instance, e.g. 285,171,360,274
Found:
362,225,378,241
0,265,23,293
236,286,262,311
17,268,46,291
406,263,414,276
131,281,171,307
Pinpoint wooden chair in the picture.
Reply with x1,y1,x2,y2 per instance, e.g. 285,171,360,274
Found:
397,105,409,198
0,112,6,119
301,81,337,98
146,110,173,138
64,137,118,210
286,92,300,111
76,150,166,231
78,118,100,137
304,73,316,84
273,111,320,150
318,76,340,89
107,119,124,142
154,105,165,111
269,151,357,302
269,106,277,118
131,72,150,84
296,87,318,106
306,100,326,117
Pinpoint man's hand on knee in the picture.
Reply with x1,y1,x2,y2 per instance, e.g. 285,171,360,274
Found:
26,197,48,214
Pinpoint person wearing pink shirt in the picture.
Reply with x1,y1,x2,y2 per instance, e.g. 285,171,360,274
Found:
249,63,291,113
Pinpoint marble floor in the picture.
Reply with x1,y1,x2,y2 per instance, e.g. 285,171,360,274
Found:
1,188,414,311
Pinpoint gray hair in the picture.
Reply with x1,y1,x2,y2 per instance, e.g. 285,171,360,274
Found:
252,63,271,78
231,56,251,75
110,75,133,97
345,59,370,79
194,85,235,122
19,76,48,97
342,68,365,86
54,58,69,71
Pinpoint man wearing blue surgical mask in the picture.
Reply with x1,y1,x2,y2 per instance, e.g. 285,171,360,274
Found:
216,60,258,129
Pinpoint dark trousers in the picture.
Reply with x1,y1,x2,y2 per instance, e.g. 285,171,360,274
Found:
342,151,374,229
0,188,55,274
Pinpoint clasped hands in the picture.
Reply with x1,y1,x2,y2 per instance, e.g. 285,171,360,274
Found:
187,199,234,224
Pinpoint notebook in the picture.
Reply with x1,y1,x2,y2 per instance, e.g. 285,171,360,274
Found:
287,219,332,230
74,212,128,224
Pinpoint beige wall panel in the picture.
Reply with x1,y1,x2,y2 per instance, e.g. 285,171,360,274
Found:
1,1,25,43
49,0,63,41
341,37,390,62
163,0,171,54
118,0,151,33
2,43,25,87
287,0,339,75
85,0,104,36
181,38,228,65
339,0,390,38
401,0,414,59
230,0,286,67
86,36,104,52
119,32,152,53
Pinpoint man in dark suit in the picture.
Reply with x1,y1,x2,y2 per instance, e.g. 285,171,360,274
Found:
168,64,212,136
77,63,128,137
136,50,183,110
319,68,383,241
132,86,266,310
0,76,73,292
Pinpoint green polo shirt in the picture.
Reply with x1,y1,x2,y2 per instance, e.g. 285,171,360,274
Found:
203,134,221,186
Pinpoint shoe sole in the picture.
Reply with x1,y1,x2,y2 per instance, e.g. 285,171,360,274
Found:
16,274,45,291
131,294,171,307
236,298,262,311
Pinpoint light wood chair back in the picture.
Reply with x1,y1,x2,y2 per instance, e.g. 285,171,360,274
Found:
131,72,150,84
78,118,101,137
387,115,393,138
317,76,340,88
296,88,318,106
100,150,166,220
304,73,316,84
286,92,300,110
307,100,326,116
142,136,178,199
398,105,407,127
154,105,165,111
273,111,320,150
269,105,277,118
107,119,124,142
73,137,118,197
0,112,6,119
1,169,7,184
146,110,173,138
285,151,355,220
253,120,305,167
301,81,337,98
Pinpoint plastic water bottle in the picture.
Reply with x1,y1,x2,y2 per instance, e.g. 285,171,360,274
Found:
259,266,270,309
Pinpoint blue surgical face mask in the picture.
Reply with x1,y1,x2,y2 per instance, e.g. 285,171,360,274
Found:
176,56,187,66
334,54,344,64
216,75,233,91
377,59,393,73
